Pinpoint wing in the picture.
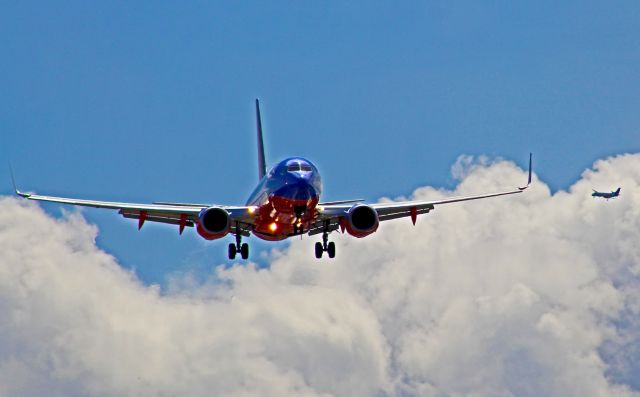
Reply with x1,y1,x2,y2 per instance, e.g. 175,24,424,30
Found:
13,188,253,236
308,154,533,236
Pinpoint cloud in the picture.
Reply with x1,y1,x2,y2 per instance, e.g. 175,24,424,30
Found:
1,154,640,396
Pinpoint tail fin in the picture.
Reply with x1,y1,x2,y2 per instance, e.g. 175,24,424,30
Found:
255,99,267,180
616,187,621,195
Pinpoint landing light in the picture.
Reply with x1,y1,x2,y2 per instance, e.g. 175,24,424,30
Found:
269,222,278,232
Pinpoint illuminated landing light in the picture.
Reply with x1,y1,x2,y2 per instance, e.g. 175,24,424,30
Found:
269,222,278,232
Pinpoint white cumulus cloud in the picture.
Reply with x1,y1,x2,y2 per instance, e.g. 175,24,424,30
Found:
1,154,640,396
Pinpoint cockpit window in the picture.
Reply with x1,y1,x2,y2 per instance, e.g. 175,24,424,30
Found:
287,163,312,172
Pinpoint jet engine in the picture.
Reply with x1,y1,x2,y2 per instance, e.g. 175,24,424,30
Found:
343,204,379,238
196,207,231,240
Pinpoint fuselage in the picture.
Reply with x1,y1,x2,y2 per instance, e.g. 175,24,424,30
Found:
246,157,322,240
592,188,621,199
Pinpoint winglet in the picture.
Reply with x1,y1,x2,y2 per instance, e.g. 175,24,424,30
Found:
9,163,30,198
518,153,533,191
256,99,267,180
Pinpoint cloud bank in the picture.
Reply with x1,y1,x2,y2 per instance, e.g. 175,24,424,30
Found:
1,154,640,396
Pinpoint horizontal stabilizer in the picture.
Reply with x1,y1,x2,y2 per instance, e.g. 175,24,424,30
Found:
319,199,365,206
153,201,212,207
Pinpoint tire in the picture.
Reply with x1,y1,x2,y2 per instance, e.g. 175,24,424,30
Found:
327,242,336,258
228,243,237,260
315,242,323,259
240,243,249,260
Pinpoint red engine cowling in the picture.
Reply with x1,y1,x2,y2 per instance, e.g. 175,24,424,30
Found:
343,204,379,238
196,207,231,240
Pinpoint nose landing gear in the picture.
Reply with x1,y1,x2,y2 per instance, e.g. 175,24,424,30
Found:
293,206,306,236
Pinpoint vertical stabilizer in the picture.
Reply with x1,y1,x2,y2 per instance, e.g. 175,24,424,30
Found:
256,99,267,180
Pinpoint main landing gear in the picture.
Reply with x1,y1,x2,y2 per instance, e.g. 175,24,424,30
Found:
228,230,249,260
315,220,336,259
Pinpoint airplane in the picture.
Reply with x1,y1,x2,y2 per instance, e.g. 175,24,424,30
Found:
592,187,621,200
12,99,533,260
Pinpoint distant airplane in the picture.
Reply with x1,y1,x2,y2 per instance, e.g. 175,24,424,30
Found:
13,100,532,259
592,187,621,200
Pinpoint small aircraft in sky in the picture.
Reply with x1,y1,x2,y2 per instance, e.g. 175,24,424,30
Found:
13,100,532,260
592,187,621,200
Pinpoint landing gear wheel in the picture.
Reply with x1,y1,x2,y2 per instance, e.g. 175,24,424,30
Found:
315,220,336,259
229,224,250,261
315,242,323,259
327,242,336,258
240,243,249,260
228,243,237,260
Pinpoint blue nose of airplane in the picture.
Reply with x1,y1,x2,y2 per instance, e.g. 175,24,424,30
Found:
292,171,312,181
276,174,317,201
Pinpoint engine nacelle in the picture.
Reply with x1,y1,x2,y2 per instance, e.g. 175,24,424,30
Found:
343,204,379,238
196,207,231,240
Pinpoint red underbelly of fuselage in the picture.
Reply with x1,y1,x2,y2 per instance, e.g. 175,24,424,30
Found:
252,195,319,241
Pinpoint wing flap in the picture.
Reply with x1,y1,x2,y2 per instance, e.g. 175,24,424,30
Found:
120,211,196,227
307,219,341,236
377,206,433,222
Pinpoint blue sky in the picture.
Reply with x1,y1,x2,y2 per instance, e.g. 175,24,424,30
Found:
1,1,639,285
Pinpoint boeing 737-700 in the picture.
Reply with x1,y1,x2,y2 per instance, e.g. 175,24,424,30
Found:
13,100,532,259
592,187,621,200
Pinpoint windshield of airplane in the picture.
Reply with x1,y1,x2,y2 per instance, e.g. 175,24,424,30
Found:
287,163,312,172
